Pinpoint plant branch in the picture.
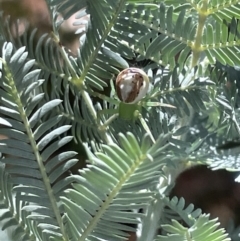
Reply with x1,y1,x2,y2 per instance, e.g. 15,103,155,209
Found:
191,0,209,67
208,0,239,15
3,60,68,240
74,0,126,86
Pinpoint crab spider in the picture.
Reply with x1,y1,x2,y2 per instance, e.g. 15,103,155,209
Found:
94,67,175,143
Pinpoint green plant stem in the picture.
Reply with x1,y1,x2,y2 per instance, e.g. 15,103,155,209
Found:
81,88,113,144
78,145,150,241
59,44,113,144
191,0,209,68
77,0,126,84
54,1,126,145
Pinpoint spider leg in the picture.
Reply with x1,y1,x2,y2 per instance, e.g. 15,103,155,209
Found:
97,108,119,130
89,89,120,105
103,113,119,128
143,101,176,108
135,110,156,144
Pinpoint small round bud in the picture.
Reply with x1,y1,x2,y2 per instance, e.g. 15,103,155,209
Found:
116,68,149,104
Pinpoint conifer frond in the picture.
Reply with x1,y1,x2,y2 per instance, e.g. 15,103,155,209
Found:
62,131,191,241
209,1,240,23
62,133,155,240
62,0,129,91
120,2,240,68
162,196,202,227
148,66,215,117
119,3,195,68
0,42,78,239
0,164,42,241
1,0,240,240
209,150,240,171
157,214,231,241
202,18,240,66
0,12,75,100
54,84,102,143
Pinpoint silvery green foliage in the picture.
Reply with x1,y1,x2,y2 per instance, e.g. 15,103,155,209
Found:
0,0,240,240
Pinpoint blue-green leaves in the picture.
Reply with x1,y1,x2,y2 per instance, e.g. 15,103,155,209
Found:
158,214,230,241
1,1,240,241
118,1,240,69
74,0,128,91
203,18,240,66
0,43,77,240
62,132,167,241
119,3,195,68
156,196,230,241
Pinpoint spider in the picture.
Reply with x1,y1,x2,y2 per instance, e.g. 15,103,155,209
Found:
93,67,174,143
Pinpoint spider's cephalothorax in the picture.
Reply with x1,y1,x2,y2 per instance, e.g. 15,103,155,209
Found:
116,68,149,104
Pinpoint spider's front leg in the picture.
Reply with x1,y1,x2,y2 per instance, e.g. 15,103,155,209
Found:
134,110,156,144
118,102,156,143
97,108,119,131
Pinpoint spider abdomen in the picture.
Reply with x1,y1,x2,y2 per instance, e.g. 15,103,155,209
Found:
116,68,149,104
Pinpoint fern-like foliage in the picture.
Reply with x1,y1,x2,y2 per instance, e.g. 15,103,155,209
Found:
0,43,79,240
157,214,230,241
156,196,230,241
0,163,43,240
162,197,202,227
121,1,240,69
61,131,203,241
1,0,240,241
